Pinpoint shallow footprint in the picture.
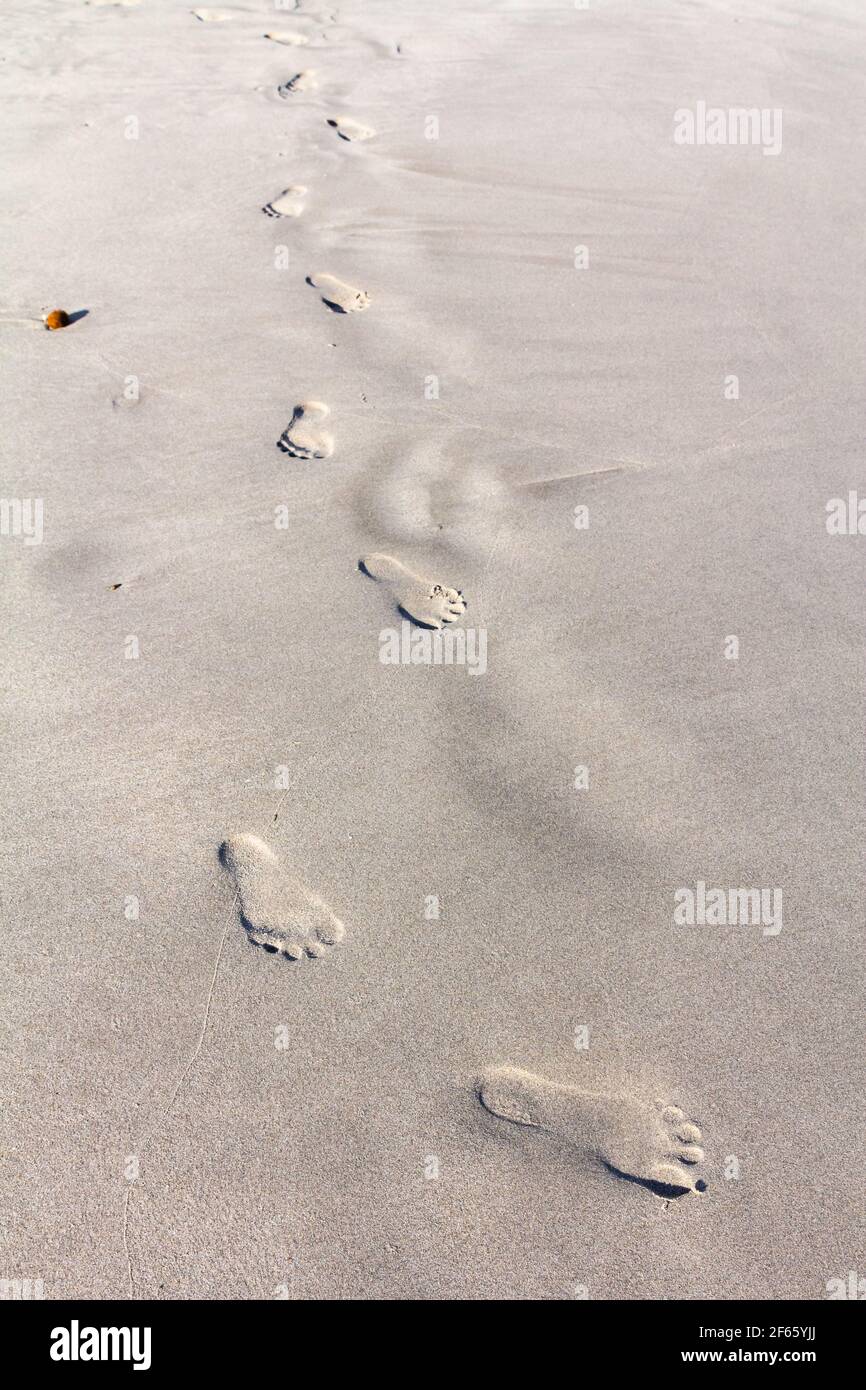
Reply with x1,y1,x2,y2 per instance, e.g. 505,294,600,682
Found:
370,446,506,549
360,552,466,629
221,834,346,961
278,401,334,459
307,272,370,314
278,70,318,97
262,185,307,219
264,30,309,46
327,116,375,142
479,1066,707,1198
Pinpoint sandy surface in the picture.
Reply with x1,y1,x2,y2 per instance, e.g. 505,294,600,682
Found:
1,0,863,1299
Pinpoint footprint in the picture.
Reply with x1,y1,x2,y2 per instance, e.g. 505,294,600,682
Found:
360,553,466,629
478,1066,707,1198
368,445,506,549
277,402,334,460
262,186,307,219
192,7,233,19
278,71,318,97
221,834,346,961
307,273,370,315
264,30,309,46
327,116,375,142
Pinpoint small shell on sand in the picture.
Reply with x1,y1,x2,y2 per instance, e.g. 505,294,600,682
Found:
43,310,70,331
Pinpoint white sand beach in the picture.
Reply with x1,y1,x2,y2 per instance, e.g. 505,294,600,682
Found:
1,0,863,1300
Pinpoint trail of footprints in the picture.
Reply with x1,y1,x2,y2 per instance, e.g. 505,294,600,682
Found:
219,828,709,1196
187,3,710,1205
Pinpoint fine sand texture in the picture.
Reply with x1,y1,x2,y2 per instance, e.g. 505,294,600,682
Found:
1,0,864,1299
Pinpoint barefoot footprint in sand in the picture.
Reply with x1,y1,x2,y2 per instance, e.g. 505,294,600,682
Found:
327,116,376,142
262,186,307,219
277,402,334,459
361,552,466,629
221,834,346,961
264,30,309,47
278,71,318,97
479,1066,706,1198
307,273,370,314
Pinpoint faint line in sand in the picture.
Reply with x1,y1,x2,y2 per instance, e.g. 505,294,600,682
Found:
122,895,236,1295
516,464,630,491
144,688,380,1140
122,1187,136,1299
697,387,803,458
154,914,234,1132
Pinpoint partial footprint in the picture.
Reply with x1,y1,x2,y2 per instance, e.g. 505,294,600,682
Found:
327,116,375,142
307,272,370,314
278,71,318,97
369,444,507,550
264,30,309,46
479,1066,707,1198
192,7,233,19
262,185,307,219
277,402,334,460
360,552,466,629
221,834,346,961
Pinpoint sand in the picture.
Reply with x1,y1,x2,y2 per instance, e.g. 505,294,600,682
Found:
1,0,863,1300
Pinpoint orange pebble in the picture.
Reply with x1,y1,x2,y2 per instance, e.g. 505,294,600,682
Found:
44,309,70,330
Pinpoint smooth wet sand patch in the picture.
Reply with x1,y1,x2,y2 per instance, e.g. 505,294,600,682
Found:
479,1066,707,1199
222,834,346,961
360,552,466,629
277,401,334,460
262,186,307,218
307,273,370,314
327,116,376,142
